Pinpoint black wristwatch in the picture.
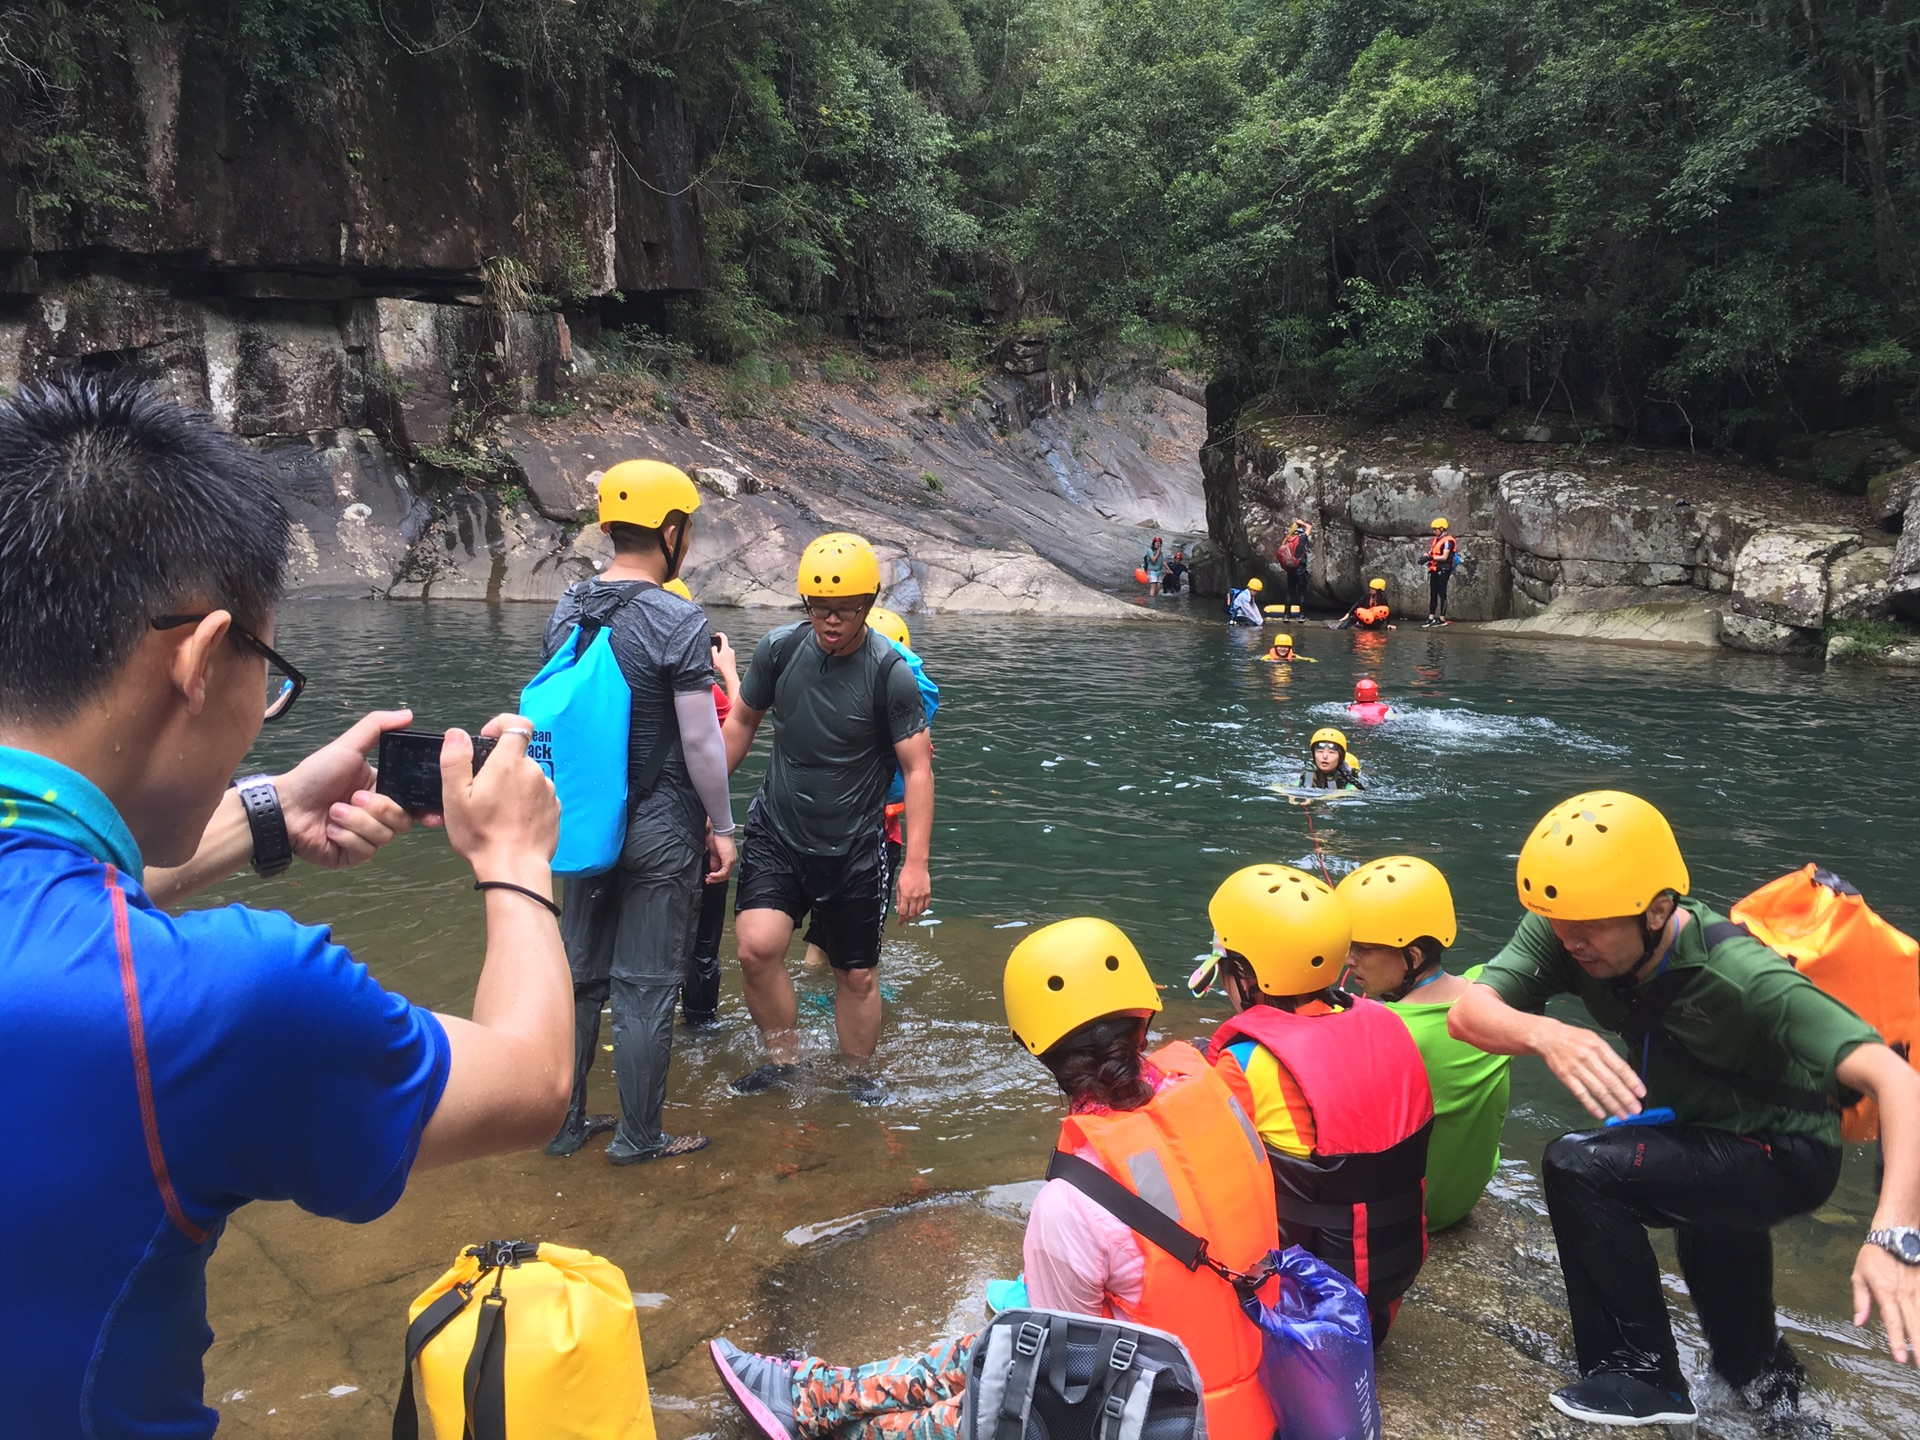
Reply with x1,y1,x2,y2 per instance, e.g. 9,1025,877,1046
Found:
236,774,293,878
1868,1226,1920,1266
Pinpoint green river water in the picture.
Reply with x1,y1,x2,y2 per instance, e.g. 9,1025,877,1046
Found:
196,598,1920,1438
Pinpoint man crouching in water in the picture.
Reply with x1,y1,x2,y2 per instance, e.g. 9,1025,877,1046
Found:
1451,791,1920,1428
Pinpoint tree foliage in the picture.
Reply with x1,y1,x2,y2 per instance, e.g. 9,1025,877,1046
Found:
6,0,1918,438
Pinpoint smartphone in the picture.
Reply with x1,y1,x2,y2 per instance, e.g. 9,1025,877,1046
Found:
711,635,723,649
375,729,496,813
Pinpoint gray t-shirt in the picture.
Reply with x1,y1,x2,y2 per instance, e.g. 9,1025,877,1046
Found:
543,580,713,848
740,622,930,856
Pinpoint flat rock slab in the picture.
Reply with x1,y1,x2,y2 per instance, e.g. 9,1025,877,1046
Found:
1479,588,1727,648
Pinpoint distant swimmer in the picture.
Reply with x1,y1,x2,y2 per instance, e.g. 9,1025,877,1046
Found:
1260,633,1316,664
1225,576,1264,626
1164,546,1190,595
1348,678,1391,722
1424,518,1458,627
1298,727,1363,791
1331,578,1395,630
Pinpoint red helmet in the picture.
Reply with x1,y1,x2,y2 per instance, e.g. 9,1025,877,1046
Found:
1354,679,1380,703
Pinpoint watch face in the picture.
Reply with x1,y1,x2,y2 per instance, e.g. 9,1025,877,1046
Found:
1897,1232,1920,1265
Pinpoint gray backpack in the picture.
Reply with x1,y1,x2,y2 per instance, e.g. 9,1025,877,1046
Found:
960,1308,1206,1440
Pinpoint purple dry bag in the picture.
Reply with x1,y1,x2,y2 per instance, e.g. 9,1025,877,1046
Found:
1243,1246,1381,1440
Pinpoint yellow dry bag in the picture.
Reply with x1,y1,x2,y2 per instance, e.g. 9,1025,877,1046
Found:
392,1239,656,1440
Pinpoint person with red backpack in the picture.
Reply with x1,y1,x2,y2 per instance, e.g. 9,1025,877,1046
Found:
1275,520,1313,617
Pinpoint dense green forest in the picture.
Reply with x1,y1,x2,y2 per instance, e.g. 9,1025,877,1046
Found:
7,1,1919,445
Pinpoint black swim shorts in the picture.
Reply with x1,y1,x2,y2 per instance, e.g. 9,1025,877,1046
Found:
735,798,893,971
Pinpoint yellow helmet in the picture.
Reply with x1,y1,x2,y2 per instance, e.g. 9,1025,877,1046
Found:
1208,864,1353,998
1430,517,1449,531
798,532,882,598
1368,577,1387,591
1309,726,1348,756
867,605,911,650
1275,633,1294,648
662,578,693,601
1248,577,1265,593
1337,856,1458,949
1516,790,1690,921
598,459,701,532
1004,917,1162,1056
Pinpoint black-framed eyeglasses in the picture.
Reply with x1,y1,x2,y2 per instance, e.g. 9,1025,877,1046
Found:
803,598,873,623
152,614,306,722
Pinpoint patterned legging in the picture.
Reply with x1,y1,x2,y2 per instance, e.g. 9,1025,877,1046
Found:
793,1333,978,1440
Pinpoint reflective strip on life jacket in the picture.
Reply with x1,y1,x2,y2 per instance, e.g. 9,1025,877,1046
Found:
1208,1001,1434,1308
1056,1041,1277,1440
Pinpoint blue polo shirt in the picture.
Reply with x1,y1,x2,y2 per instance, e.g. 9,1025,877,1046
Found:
0,749,451,1437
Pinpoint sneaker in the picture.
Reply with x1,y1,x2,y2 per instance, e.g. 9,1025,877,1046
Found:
1549,1372,1696,1427
709,1339,799,1440
543,1112,616,1157
730,1062,801,1096
846,1071,888,1106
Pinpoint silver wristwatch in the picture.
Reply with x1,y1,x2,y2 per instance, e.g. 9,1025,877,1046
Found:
1867,1226,1920,1266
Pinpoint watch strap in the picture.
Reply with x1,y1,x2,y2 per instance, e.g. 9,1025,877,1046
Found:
236,774,293,878
1868,1227,1920,1264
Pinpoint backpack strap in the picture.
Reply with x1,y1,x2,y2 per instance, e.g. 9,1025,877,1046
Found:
872,643,905,775
1613,940,1836,1117
1047,1151,1218,1273
576,581,679,808
991,1317,1050,1440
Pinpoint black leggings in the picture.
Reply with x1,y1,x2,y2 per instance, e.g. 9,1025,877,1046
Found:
684,875,728,1022
1542,1125,1840,1391
1285,567,1310,610
1428,570,1451,617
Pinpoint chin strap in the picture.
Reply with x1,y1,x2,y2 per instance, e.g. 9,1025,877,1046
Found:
1383,947,1443,1003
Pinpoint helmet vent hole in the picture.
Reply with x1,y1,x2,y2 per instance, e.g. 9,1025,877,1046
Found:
1268,885,1281,894
1386,875,1396,883
1104,955,1120,971
1046,976,1064,992
832,574,842,584
1564,835,1574,846
1522,878,1532,892
1595,823,1608,833
619,491,629,500
1310,955,1325,967
1544,884,1559,899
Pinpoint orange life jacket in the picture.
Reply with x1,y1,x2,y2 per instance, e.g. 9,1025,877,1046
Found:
1731,865,1920,1142
1354,603,1390,626
1056,1042,1278,1440
1427,535,1456,572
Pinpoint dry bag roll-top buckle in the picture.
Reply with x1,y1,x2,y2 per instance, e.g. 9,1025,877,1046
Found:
465,1239,538,1274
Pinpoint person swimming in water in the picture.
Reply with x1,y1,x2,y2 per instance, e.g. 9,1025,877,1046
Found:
1297,728,1363,791
1260,632,1317,664
1348,678,1391,722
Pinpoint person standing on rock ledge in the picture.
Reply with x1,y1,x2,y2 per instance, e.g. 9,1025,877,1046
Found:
1450,791,1920,1429
723,533,934,1105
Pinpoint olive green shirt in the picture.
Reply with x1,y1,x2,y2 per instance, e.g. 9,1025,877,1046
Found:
1478,899,1878,1141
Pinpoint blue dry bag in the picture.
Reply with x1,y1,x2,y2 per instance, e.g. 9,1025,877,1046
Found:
1244,1246,1381,1440
519,585,650,879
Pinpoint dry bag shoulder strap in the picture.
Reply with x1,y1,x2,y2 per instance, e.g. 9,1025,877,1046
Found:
1616,938,1835,1117
1047,1151,1211,1272
391,1282,476,1440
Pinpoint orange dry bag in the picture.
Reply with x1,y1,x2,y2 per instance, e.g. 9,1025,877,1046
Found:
1135,567,1151,584
1731,865,1920,1142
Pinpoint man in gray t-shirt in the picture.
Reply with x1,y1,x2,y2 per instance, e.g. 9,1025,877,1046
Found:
540,461,738,1164
722,533,933,1103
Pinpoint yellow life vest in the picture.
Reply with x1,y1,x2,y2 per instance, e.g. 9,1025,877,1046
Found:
394,1240,657,1440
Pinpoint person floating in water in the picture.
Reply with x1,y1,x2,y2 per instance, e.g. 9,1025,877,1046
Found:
1425,518,1458,627
1164,546,1189,595
1225,576,1264,625
1348,678,1391,722
1298,727,1363,791
1336,857,1511,1233
1261,632,1316,664
1142,536,1165,597
1332,577,1394,630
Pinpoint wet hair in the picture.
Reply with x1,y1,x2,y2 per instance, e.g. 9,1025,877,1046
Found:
607,519,664,554
1407,936,1445,971
1039,1016,1154,1111
0,374,289,722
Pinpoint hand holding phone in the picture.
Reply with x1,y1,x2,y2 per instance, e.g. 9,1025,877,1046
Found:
375,729,497,813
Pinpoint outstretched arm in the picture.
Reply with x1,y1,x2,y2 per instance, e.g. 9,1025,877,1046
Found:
892,729,934,921
722,703,764,775
1450,982,1646,1120
1841,1043,1920,1365
145,708,420,906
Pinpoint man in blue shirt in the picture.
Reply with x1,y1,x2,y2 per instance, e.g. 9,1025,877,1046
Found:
0,375,573,1437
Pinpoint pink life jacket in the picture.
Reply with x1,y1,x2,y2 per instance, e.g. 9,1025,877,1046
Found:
1348,701,1392,724
1207,997,1434,1312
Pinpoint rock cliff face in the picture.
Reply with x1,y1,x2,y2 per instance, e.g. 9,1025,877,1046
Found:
1204,415,1913,651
